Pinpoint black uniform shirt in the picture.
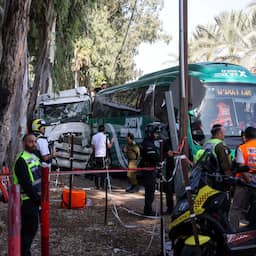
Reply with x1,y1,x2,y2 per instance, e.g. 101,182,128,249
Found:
163,139,175,177
141,137,160,166
14,157,41,206
215,142,232,173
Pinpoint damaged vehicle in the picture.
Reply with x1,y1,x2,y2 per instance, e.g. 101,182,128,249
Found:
36,87,92,169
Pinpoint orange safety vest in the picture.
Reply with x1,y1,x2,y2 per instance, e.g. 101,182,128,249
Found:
238,139,256,173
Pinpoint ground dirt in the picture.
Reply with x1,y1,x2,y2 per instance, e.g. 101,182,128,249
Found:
0,174,172,256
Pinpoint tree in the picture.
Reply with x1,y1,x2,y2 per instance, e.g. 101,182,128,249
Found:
189,11,253,64
0,0,31,166
28,0,93,92
72,0,170,87
0,0,170,165
28,0,170,92
243,1,256,71
27,0,57,128
27,0,93,127
0,2,3,59
189,9,256,71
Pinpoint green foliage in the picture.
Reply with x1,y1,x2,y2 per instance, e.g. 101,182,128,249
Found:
28,1,45,64
29,0,92,90
74,0,170,87
29,0,170,90
189,8,256,71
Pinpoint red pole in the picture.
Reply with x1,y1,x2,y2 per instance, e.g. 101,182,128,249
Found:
8,184,21,256
41,165,50,256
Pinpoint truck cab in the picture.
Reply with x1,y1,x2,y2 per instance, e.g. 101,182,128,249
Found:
36,87,92,169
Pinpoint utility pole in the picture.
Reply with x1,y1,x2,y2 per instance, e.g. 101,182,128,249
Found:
179,0,201,255
179,0,189,145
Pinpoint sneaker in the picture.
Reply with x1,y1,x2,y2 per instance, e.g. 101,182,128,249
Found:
163,208,173,215
144,210,159,217
129,185,140,193
240,219,249,227
125,185,133,192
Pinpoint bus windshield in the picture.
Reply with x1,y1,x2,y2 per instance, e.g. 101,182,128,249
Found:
39,100,91,124
191,83,256,140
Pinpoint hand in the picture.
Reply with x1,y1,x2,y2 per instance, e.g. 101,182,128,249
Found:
224,169,232,177
167,150,179,157
157,161,165,169
167,150,174,157
241,173,252,183
51,151,57,159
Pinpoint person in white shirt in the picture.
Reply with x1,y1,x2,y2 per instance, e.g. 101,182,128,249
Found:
91,124,114,189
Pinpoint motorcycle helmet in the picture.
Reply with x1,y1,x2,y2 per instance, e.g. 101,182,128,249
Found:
145,122,167,138
32,119,48,133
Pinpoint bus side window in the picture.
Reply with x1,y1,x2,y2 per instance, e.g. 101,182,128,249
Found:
154,85,169,123
141,84,155,117
108,87,146,117
92,95,110,118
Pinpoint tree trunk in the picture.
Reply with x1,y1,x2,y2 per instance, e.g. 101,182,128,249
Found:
5,46,30,166
40,13,56,94
27,1,55,127
0,0,31,166
0,5,4,60
27,36,48,130
74,70,80,88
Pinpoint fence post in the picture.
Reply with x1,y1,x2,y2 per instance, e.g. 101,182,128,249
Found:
8,184,21,256
41,165,50,256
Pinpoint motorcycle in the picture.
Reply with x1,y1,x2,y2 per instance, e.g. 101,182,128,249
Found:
168,155,256,256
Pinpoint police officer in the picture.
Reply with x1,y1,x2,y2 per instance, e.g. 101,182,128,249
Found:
203,123,232,189
13,134,41,256
140,124,160,216
32,119,55,164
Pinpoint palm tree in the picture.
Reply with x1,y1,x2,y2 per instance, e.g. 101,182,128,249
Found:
189,10,256,69
243,1,256,71
246,1,256,15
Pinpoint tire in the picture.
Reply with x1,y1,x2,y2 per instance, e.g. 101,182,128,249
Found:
180,239,219,256
180,245,201,256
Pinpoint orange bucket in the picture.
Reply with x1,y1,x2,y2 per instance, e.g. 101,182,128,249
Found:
61,189,86,209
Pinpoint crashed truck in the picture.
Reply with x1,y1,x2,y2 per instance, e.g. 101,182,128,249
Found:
35,87,92,169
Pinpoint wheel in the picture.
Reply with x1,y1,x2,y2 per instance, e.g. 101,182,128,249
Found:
180,239,219,256
180,245,201,256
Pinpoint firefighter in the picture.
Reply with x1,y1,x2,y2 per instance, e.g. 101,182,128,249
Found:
13,134,41,256
140,124,160,216
32,119,55,164
123,132,140,193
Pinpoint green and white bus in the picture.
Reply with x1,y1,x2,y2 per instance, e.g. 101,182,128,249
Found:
92,62,256,167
